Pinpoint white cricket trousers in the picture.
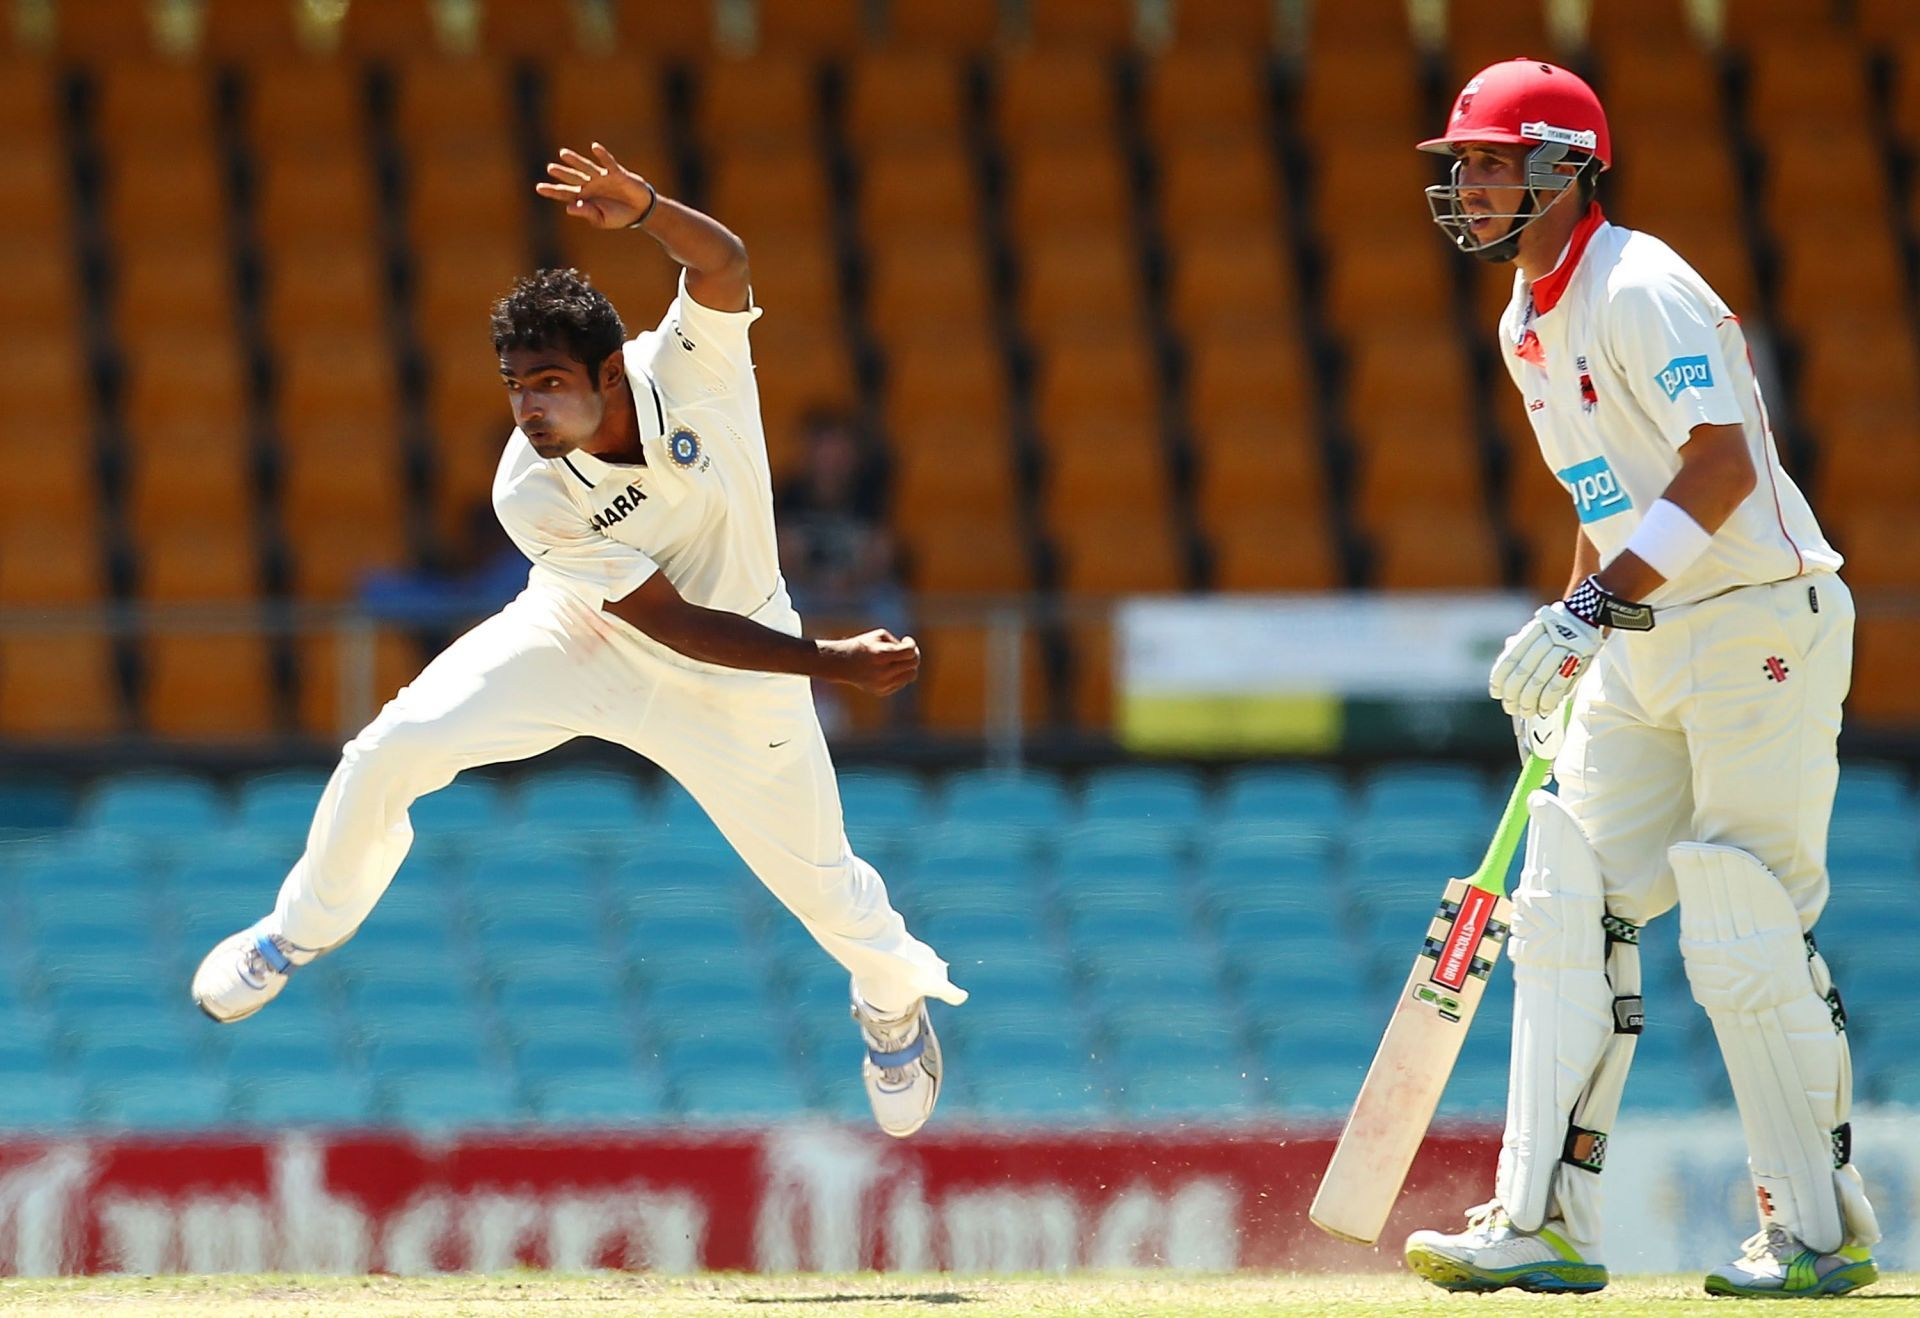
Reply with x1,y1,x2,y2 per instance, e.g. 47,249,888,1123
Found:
268,583,966,1016
1559,571,1855,928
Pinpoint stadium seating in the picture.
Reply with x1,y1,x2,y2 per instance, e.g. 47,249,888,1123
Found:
2,755,1912,1134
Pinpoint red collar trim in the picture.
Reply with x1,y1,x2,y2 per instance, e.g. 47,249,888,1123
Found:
1527,203,1605,316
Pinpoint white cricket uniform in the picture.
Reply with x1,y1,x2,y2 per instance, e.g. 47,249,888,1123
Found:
266,272,965,1016
1499,202,1852,928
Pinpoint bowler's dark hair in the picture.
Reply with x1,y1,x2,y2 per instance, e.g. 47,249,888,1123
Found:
490,268,625,387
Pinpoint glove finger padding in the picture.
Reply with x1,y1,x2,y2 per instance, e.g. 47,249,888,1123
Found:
1511,633,1566,718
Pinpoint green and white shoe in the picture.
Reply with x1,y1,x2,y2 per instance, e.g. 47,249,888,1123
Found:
1704,1225,1877,1298
1405,1200,1608,1294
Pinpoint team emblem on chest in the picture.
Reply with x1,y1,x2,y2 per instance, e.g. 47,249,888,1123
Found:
1576,355,1598,413
667,426,703,468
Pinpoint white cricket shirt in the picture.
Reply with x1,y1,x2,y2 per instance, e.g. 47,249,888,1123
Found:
492,271,799,655
1498,204,1840,607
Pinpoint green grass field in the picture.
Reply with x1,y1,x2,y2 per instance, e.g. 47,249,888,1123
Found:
1,1273,1915,1316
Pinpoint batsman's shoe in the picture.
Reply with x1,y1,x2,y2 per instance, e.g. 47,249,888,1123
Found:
1704,1225,1877,1298
852,992,942,1138
191,922,316,1023
1405,1201,1608,1294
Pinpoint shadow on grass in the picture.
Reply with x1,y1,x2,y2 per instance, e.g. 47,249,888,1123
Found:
735,1293,974,1306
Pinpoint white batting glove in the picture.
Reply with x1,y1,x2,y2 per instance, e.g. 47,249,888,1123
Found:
1489,603,1602,718
1513,705,1568,766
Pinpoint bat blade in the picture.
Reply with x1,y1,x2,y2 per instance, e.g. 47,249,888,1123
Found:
1307,877,1513,1246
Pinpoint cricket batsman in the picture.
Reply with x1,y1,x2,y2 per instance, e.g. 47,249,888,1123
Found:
1401,60,1879,1297
190,143,965,1137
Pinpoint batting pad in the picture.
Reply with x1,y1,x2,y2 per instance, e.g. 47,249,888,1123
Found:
1498,791,1615,1238
1673,842,1877,1253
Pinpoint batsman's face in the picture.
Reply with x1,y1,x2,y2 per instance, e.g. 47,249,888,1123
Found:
500,349,609,459
1451,143,1530,244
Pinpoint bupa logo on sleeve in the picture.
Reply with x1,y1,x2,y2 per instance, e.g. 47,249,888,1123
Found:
1555,456,1633,523
1655,355,1714,401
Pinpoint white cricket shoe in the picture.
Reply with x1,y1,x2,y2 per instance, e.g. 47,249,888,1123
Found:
1405,1200,1608,1294
852,991,942,1138
1704,1224,1877,1298
191,922,315,1023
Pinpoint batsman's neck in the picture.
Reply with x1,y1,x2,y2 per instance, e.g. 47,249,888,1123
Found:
1515,191,1585,284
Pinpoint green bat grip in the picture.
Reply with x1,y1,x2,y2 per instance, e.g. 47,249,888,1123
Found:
1464,750,1554,896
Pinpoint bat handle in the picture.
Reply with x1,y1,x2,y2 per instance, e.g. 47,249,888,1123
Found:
1464,727,1561,896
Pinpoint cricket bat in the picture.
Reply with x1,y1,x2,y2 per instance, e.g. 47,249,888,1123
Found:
1307,743,1556,1246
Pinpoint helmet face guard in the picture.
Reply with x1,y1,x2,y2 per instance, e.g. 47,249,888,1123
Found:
1424,141,1593,264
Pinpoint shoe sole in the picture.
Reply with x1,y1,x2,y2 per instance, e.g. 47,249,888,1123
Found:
1405,1243,1608,1294
1704,1260,1879,1298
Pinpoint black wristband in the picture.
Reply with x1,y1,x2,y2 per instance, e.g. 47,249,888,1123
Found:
1565,575,1655,632
625,180,659,229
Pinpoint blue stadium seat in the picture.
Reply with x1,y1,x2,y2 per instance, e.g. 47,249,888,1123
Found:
493,970,628,1018
777,955,855,1013
919,910,1051,955
1065,900,1195,948
969,1070,1110,1119
1078,766,1208,829
362,1030,493,1076
80,771,230,837
0,1035,57,1077
1354,765,1491,827
19,856,156,924
1201,832,1337,888
624,905,745,952
1118,1070,1258,1120
1216,766,1348,827
91,1073,232,1129
386,1071,527,1128
1054,846,1187,898
939,771,1072,830
513,769,652,833
345,981,486,1032
224,1026,358,1078
1082,953,1226,1009
0,1076,87,1129
966,1030,1090,1072
654,779,723,833
240,1074,377,1126
538,1071,672,1125
613,843,752,897
0,779,75,836
31,914,159,966
672,1065,808,1120
513,1029,644,1078
838,770,929,830
409,778,515,837
909,828,1040,882
230,769,332,842
474,913,606,961
1258,1051,1365,1113
1831,761,1910,820
641,967,772,1014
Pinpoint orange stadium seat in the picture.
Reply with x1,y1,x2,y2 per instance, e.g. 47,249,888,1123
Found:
1350,428,1485,531
338,0,443,57
891,418,1018,529
143,633,278,739
1319,236,1453,336
0,635,122,739
1859,0,1920,44
281,511,411,602
123,419,255,541
1583,0,1692,53
1512,513,1579,601
1763,135,1888,233
278,417,407,541
1445,1,1548,85
1746,38,1868,127
844,52,966,153
742,240,841,324
254,153,380,246
0,239,82,343
0,403,93,527
1851,615,1920,725
608,0,711,55
102,143,225,248
122,334,249,433
1186,329,1314,433
94,61,213,150
422,326,511,540
904,515,1032,593
202,0,309,60
1027,0,1136,51
706,146,831,233
885,337,1010,433
699,55,819,151
859,144,980,238
1141,49,1267,149
53,0,161,61
1798,332,1920,440
413,235,528,341
545,57,667,154
479,0,591,56
1828,505,1920,591
1774,235,1905,337
134,523,261,602
752,329,857,471
1210,507,1342,591
1004,140,1130,233
0,510,105,604
1370,508,1501,590
1166,236,1294,340
1601,46,1719,124
261,239,388,341
887,0,1002,53
407,144,527,244
866,231,995,346
394,58,514,150
275,334,399,431
1720,0,1845,50
1052,506,1185,594
1157,138,1285,242
1298,45,1424,144
1306,0,1415,51
0,63,58,138
0,138,66,248
1169,0,1276,50
247,62,364,152
550,233,683,331
1041,415,1169,521
914,620,1043,734
1032,335,1156,434
1018,231,1146,343
993,50,1115,146
295,629,420,738
113,246,236,343
1067,616,1113,730
1192,415,1326,526
759,0,865,52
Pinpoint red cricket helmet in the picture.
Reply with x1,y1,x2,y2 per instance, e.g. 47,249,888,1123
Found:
1417,59,1611,262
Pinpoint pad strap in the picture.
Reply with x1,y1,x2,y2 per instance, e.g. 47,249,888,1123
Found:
1562,1125,1608,1173
867,1033,927,1069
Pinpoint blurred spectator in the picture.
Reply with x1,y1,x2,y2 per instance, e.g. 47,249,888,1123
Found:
358,502,525,622
776,409,903,625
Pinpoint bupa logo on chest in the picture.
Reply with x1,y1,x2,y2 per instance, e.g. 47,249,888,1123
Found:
590,483,646,531
1556,456,1632,524
1655,355,1714,401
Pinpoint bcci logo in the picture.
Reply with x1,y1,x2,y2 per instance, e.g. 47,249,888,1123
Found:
1655,354,1714,401
1556,455,1632,524
667,427,702,467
